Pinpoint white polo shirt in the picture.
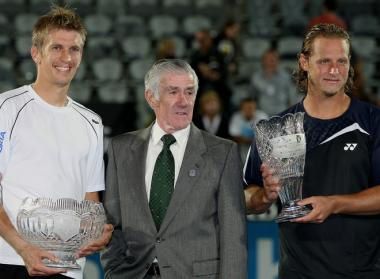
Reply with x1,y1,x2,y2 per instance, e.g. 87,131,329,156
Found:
0,85,105,279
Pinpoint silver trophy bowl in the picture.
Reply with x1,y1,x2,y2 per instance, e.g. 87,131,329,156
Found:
254,112,311,222
17,197,106,269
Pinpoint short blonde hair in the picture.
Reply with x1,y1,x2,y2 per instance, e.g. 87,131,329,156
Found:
32,5,87,50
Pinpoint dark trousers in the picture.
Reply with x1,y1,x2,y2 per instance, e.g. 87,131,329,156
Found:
0,264,70,279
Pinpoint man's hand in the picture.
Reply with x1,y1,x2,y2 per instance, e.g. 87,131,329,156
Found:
261,163,281,204
18,243,66,276
292,196,335,223
76,224,113,258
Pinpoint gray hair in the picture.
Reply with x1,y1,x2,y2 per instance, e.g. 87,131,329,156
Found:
144,59,199,100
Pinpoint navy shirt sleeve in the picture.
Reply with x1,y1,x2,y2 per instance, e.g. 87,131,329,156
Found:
243,141,263,188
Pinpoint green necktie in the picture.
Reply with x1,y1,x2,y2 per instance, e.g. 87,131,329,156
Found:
149,134,176,230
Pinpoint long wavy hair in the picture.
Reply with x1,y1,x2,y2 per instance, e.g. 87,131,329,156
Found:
293,24,354,94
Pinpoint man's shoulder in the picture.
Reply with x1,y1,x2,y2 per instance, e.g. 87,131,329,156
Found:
111,128,149,146
349,97,380,133
351,97,380,114
198,128,235,149
71,100,102,123
278,101,303,116
0,85,31,108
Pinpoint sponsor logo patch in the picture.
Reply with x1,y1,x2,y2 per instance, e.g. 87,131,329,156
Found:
344,143,357,151
0,132,6,153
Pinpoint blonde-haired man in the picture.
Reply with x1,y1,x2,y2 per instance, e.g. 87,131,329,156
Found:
0,6,112,279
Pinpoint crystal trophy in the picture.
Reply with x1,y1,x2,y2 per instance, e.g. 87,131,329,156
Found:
254,112,311,223
17,197,106,269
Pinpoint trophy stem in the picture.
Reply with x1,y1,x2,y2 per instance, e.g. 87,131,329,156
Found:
275,202,311,223
276,176,311,223
43,250,81,269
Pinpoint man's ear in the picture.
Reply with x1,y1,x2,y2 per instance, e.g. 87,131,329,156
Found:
31,46,40,64
145,90,158,110
299,54,308,71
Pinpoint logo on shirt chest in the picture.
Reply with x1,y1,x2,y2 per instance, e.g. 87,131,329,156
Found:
0,131,6,153
344,143,357,151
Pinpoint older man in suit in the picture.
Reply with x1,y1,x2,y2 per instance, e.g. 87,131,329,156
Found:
101,59,247,279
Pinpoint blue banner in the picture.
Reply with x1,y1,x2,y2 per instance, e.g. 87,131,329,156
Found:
247,220,279,279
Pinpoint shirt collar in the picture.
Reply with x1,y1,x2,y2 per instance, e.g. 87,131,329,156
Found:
151,122,191,148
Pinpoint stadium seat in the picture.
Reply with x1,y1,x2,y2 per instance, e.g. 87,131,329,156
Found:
351,15,380,36
0,0,26,18
194,0,223,20
15,35,32,58
64,0,95,17
97,81,131,103
121,36,152,61
15,13,38,35
29,0,54,14
149,15,179,39
96,0,125,17
92,58,123,81
85,36,118,61
127,0,159,17
242,37,271,60
162,0,193,17
18,59,36,83
182,15,212,36
278,36,303,59
128,58,155,83
84,14,113,36
0,58,16,84
69,81,93,103
114,15,146,40
351,36,377,60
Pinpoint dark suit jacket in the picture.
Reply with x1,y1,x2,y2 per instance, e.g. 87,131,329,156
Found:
101,123,247,279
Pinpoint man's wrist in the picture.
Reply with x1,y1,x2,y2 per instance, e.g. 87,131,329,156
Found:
261,191,275,205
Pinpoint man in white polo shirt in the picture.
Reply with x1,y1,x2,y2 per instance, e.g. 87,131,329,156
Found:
0,5,112,279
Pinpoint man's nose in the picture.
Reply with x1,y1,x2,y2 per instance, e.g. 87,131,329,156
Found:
61,49,72,62
329,65,339,74
177,92,189,105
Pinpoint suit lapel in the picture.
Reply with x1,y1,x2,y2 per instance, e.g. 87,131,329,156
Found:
123,125,156,231
159,124,207,232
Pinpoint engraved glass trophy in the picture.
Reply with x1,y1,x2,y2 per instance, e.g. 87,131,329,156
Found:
254,112,310,222
17,197,106,269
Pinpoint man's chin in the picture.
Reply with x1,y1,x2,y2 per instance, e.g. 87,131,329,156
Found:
322,89,341,98
55,80,72,88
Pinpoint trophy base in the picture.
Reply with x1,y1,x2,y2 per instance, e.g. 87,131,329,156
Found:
42,251,81,269
275,204,311,223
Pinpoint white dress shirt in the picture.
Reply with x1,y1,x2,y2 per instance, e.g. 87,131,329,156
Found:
145,122,190,200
